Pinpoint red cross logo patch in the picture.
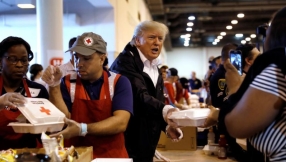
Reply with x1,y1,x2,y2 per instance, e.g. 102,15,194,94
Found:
40,107,51,115
83,37,93,46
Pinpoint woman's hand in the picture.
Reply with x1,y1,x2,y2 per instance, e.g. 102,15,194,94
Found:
224,59,245,96
0,93,27,110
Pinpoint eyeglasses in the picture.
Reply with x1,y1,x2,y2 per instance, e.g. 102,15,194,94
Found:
4,56,29,65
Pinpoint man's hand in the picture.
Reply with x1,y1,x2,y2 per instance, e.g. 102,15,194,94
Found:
0,93,27,110
50,118,81,139
42,65,63,87
201,106,220,128
166,125,183,142
165,108,180,128
224,59,245,96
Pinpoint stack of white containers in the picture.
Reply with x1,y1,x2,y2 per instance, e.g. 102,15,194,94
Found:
189,93,200,108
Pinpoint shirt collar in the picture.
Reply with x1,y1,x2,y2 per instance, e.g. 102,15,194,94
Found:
137,48,160,66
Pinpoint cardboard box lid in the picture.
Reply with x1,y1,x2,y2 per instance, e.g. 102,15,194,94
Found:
17,98,65,124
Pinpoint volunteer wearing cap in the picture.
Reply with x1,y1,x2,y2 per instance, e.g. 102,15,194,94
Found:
110,21,183,162
0,36,49,150
42,32,133,158
164,68,190,109
59,37,77,77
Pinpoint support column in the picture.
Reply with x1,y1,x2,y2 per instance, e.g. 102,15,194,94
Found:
36,0,63,68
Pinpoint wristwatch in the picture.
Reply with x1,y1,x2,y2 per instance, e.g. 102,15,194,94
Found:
80,123,88,136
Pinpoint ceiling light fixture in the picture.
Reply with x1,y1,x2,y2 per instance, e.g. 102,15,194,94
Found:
220,32,226,36
212,42,217,45
226,25,232,30
186,28,192,31
185,34,191,37
241,40,246,44
231,20,238,24
217,36,223,39
188,16,195,20
214,39,220,42
250,34,256,38
245,37,251,41
17,0,35,8
184,43,189,47
187,22,194,26
237,13,244,18
180,35,186,38
235,34,243,37
185,37,190,41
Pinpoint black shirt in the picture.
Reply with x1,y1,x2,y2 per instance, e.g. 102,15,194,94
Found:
210,64,227,108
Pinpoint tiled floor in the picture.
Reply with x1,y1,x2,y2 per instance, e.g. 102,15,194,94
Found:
154,147,237,162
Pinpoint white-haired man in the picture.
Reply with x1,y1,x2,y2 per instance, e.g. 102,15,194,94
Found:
110,21,182,162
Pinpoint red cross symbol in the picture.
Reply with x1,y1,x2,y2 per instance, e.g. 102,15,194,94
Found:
85,39,91,44
40,107,51,115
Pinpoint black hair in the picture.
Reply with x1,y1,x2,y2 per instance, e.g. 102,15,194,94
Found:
221,43,238,61
69,37,77,48
266,7,286,50
0,36,33,61
237,44,256,61
29,64,43,81
103,57,108,66
179,77,189,89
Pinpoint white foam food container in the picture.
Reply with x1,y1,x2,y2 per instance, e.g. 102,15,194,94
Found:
168,108,210,127
8,98,65,134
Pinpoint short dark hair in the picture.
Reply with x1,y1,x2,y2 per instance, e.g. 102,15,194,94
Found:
237,44,256,61
221,43,238,61
29,64,43,81
0,36,33,61
69,37,77,48
179,77,189,89
265,7,286,50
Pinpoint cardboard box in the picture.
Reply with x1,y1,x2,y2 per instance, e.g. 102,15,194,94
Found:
165,127,197,150
15,146,93,162
157,132,168,148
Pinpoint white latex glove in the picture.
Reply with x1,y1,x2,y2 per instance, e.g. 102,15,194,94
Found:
50,118,81,139
0,93,27,110
166,125,183,142
41,65,63,87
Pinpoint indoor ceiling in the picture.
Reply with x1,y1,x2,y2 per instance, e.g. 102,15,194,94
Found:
145,0,286,50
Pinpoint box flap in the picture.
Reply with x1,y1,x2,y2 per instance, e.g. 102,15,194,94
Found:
17,98,65,124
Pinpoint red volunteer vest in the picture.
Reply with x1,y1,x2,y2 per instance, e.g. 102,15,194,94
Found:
0,76,34,148
64,71,128,159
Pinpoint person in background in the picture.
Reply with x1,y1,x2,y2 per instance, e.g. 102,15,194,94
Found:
224,8,286,160
29,63,47,87
189,71,202,94
42,32,133,158
0,36,49,150
159,65,168,81
237,44,260,75
60,37,77,77
110,21,183,162
217,43,261,161
210,43,237,108
176,77,191,106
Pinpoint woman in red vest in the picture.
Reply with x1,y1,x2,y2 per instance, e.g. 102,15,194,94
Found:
0,36,49,149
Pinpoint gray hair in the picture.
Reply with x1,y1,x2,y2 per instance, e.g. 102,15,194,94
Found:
130,21,169,46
